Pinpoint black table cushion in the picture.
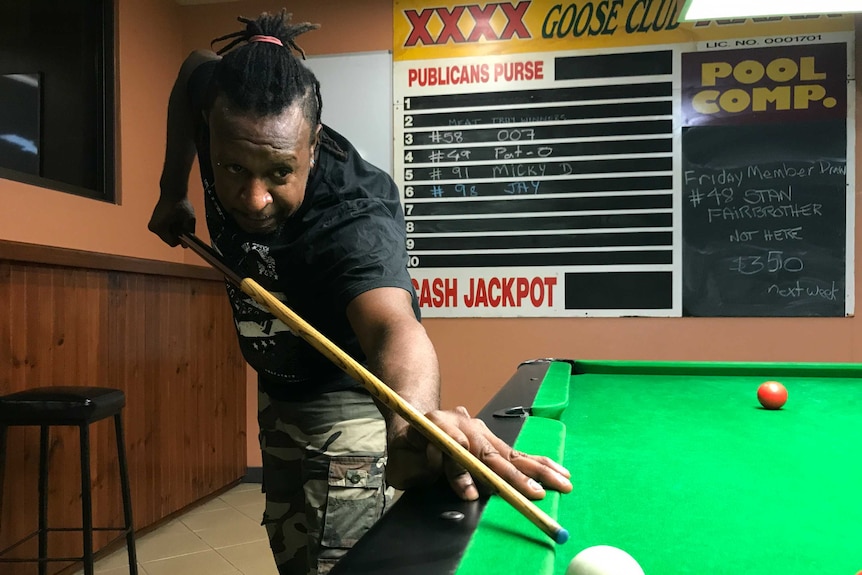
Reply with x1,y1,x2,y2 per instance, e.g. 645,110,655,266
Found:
0,387,125,426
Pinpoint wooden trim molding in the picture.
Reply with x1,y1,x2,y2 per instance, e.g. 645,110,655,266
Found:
0,239,223,281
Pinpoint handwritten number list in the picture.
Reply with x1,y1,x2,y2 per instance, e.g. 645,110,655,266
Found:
396,50,675,276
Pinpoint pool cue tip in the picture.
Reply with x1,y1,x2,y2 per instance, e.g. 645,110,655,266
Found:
554,526,570,545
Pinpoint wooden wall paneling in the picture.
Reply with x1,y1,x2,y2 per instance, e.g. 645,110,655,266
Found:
224,282,245,487
159,276,174,516
183,283,197,504
53,267,87,558
169,278,185,508
165,278,184,513
209,284,224,492
187,283,202,497
177,278,195,510
0,262,31,564
117,271,140,535
144,274,161,520
104,271,128,545
93,269,118,551
0,251,246,574
128,271,151,530
203,282,220,494
144,272,161,524
217,282,235,484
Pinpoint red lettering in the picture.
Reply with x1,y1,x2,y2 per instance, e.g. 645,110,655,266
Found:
488,277,501,307
431,279,445,307
500,1,531,39
414,278,432,308
461,276,557,308
529,277,543,306
473,279,488,307
467,4,499,41
516,278,529,303
493,60,545,82
414,278,458,308
544,277,557,306
403,3,535,47
404,9,434,47
437,6,467,44
502,276,516,306
442,278,458,307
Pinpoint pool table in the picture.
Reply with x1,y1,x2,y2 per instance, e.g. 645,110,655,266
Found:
331,359,862,575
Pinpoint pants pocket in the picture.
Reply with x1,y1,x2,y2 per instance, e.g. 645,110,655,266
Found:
320,454,386,550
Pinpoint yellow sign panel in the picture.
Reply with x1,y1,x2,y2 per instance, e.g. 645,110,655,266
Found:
393,0,854,60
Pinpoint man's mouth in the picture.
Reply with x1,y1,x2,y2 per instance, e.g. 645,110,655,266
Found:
234,212,278,233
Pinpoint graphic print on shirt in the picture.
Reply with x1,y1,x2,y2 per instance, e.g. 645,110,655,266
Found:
224,242,316,385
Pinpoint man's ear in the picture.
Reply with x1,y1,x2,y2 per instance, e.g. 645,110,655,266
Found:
311,124,322,152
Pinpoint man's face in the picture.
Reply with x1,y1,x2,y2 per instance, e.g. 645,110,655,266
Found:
208,95,320,235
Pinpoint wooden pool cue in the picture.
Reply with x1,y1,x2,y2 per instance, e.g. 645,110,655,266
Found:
179,232,569,545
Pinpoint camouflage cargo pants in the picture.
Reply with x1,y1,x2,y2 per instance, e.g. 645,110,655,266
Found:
258,388,395,575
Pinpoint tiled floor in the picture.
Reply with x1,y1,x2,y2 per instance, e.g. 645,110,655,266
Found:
73,483,276,575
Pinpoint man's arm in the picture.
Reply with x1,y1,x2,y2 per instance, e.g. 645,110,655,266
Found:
148,50,219,246
346,287,572,501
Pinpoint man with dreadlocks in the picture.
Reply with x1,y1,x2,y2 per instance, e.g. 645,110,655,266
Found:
149,9,571,575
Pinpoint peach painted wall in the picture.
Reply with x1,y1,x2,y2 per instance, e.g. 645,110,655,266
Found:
3,1,859,469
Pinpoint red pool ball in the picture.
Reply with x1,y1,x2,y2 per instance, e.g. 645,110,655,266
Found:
757,381,788,410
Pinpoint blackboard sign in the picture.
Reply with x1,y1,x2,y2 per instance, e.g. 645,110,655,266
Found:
680,42,849,317
682,120,847,316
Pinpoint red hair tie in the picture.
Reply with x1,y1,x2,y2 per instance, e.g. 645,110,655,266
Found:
250,35,284,46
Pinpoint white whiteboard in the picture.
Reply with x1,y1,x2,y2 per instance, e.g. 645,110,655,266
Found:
304,51,393,176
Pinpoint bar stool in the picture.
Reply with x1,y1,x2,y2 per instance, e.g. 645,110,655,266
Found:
0,387,137,575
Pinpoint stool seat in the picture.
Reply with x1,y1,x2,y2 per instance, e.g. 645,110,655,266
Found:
0,387,125,426
0,386,136,575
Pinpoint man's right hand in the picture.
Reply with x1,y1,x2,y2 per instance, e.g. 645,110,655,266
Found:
148,196,196,247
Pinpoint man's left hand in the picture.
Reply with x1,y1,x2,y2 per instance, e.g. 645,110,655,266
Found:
385,406,572,501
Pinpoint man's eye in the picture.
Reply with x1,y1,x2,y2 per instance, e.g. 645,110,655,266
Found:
224,164,245,175
273,167,292,179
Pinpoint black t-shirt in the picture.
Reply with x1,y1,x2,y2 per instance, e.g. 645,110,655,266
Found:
188,60,418,400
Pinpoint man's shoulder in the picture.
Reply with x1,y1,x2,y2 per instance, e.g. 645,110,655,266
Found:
318,126,389,175
316,126,398,199
187,57,218,113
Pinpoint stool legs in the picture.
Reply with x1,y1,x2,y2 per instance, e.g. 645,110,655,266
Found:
79,423,95,575
39,425,49,575
114,412,138,574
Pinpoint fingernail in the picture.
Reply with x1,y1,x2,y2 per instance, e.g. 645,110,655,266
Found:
528,479,544,492
456,474,474,489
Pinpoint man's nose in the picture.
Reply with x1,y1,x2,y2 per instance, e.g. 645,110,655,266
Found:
241,178,273,211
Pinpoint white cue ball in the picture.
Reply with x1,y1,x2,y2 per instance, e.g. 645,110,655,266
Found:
566,545,645,575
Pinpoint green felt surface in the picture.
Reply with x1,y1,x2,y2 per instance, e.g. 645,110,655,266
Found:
454,416,566,575
459,361,862,575
531,360,570,420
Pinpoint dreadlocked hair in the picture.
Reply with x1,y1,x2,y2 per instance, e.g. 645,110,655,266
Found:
209,10,322,132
